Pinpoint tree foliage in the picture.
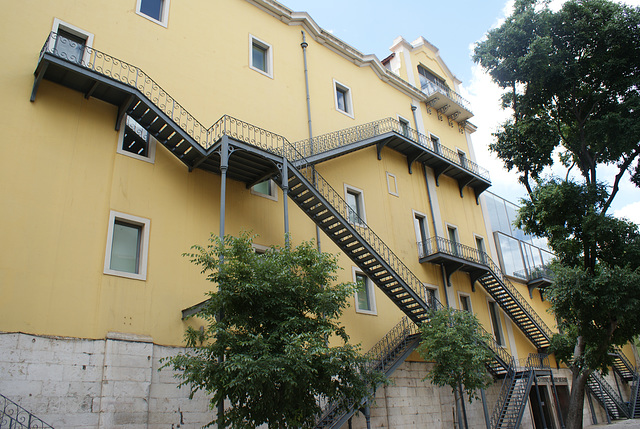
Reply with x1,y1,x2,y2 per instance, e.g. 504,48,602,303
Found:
475,1,640,427
416,307,493,401
165,233,383,429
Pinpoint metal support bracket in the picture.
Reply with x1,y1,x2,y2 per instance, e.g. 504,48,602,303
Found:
376,137,392,160
115,95,135,131
85,80,100,99
30,63,49,102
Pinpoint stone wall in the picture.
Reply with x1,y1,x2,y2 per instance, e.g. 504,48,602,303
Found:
0,332,212,428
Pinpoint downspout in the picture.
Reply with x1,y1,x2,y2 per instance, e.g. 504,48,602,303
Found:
301,30,322,251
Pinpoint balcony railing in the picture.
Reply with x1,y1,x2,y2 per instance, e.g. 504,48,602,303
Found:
421,80,471,112
1,393,54,429
291,118,490,181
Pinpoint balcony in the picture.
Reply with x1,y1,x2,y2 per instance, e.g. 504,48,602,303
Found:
418,236,490,284
514,265,554,298
421,80,473,122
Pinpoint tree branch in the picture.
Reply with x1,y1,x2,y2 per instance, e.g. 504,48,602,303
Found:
602,148,640,215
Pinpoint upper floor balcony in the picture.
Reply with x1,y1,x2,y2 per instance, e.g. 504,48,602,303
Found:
420,79,473,122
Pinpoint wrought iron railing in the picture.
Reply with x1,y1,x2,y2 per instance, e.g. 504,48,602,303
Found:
420,79,471,112
489,366,518,428
589,371,630,418
513,265,554,283
1,394,53,429
290,118,490,181
630,373,640,417
420,236,555,344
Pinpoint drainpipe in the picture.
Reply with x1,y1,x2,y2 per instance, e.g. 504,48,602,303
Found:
301,30,322,251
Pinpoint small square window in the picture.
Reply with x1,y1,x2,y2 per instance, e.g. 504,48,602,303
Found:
333,80,354,118
249,35,273,78
117,115,156,163
251,179,278,201
386,172,399,197
459,294,472,313
136,0,170,26
354,270,376,315
104,211,150,281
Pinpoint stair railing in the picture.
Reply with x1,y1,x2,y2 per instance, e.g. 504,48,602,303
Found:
1,393,54,429
290,118,489,180
489,362,517,429
630,373,640,418
421,236,554,345
589,371,630,419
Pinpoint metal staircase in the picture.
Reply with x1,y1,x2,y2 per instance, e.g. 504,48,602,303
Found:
587,371,630,420
630,373,640,419
315,317,420,429
610,351,637,382
420,237,553,350
0,393,54,429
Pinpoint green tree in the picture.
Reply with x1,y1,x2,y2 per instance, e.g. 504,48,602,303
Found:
165,233,383,428
474,1,640,427
417,307,493,428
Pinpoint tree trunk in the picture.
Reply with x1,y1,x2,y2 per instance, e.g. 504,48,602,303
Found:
565,370,590,429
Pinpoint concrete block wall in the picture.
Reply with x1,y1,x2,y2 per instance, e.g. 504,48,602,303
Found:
0,332,212,428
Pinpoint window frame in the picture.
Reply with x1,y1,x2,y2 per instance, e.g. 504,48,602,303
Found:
135,0,170,27
429,133,441,154
397,115,411,138
333,79,354,118
352,268,377,315
49,18,94,65
344,184,366,225
117,115,157,163
487,299,505,347
249,35,273,79
386,172,399,197
457,148,468,169
458,293,473,313
104,211,151,281
413,210,429,257
251,179,278,201
424,283,440,309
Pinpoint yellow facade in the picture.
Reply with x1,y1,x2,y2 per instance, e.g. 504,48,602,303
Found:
1,1,638,428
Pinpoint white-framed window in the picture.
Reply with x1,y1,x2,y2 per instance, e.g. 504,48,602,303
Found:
104,211,150,281
457,149,468,169
249,35,273,78
344,184,366,225
353,268,376,315
424,284,440,309
430,133,441,154
251,179,278,201
487,300,505,346
136,0,170,27
50,18,94,65
333,79,354,118
459,293,473,313
386,172,399,197
413,210,429,257
446,224,460,256
398,115,411,138
475,235,487,264
117,115,157,163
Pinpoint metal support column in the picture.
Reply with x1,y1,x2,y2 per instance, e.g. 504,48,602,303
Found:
533,376,548,429
587,392,598,425
282,158,290,246
480,389,491,429
550,376,566,428
217,136,229,428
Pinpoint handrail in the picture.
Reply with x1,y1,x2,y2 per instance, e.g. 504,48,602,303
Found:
630,373,640,417
420,79,471,112
489,368,517,428
589,372,629,418
291,117,490,181
1,393,54,428
421,236,555,344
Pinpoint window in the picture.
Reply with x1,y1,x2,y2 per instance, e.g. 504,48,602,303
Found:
333,80,354,118
104,211,150,281
475,236,487,264
430,134,441,154
398,116,410,138
136,0,170,26
344,185,365,225
50,19,94,65
386,172,399,197
251,180,278,201
354,270,376,314
457,149,468,169
424,284,439,309
413,211,429,257
249,35,273,78
418,65,447,92
117,115,157,162
488,300,505,346
459,294,472,312
447,225,459,256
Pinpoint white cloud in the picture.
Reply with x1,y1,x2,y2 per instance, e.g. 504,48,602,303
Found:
614,201,640,225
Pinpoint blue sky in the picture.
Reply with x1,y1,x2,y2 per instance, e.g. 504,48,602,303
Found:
283,0,640,223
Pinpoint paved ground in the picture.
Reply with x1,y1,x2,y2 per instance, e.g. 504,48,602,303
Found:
584,419,640,428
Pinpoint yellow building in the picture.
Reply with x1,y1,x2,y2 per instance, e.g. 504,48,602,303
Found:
0,0,638,428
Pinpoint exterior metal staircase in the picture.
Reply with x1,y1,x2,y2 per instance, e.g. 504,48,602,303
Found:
489,354,552,429
314,317,420,429
610,351,637,382
420,237,553,350
587,371,630,420
0,393,54,429
630,373,640,419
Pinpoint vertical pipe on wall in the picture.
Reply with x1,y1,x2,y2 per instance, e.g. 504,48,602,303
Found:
217,135,229,428
301,30,322,251
282,158,290,246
